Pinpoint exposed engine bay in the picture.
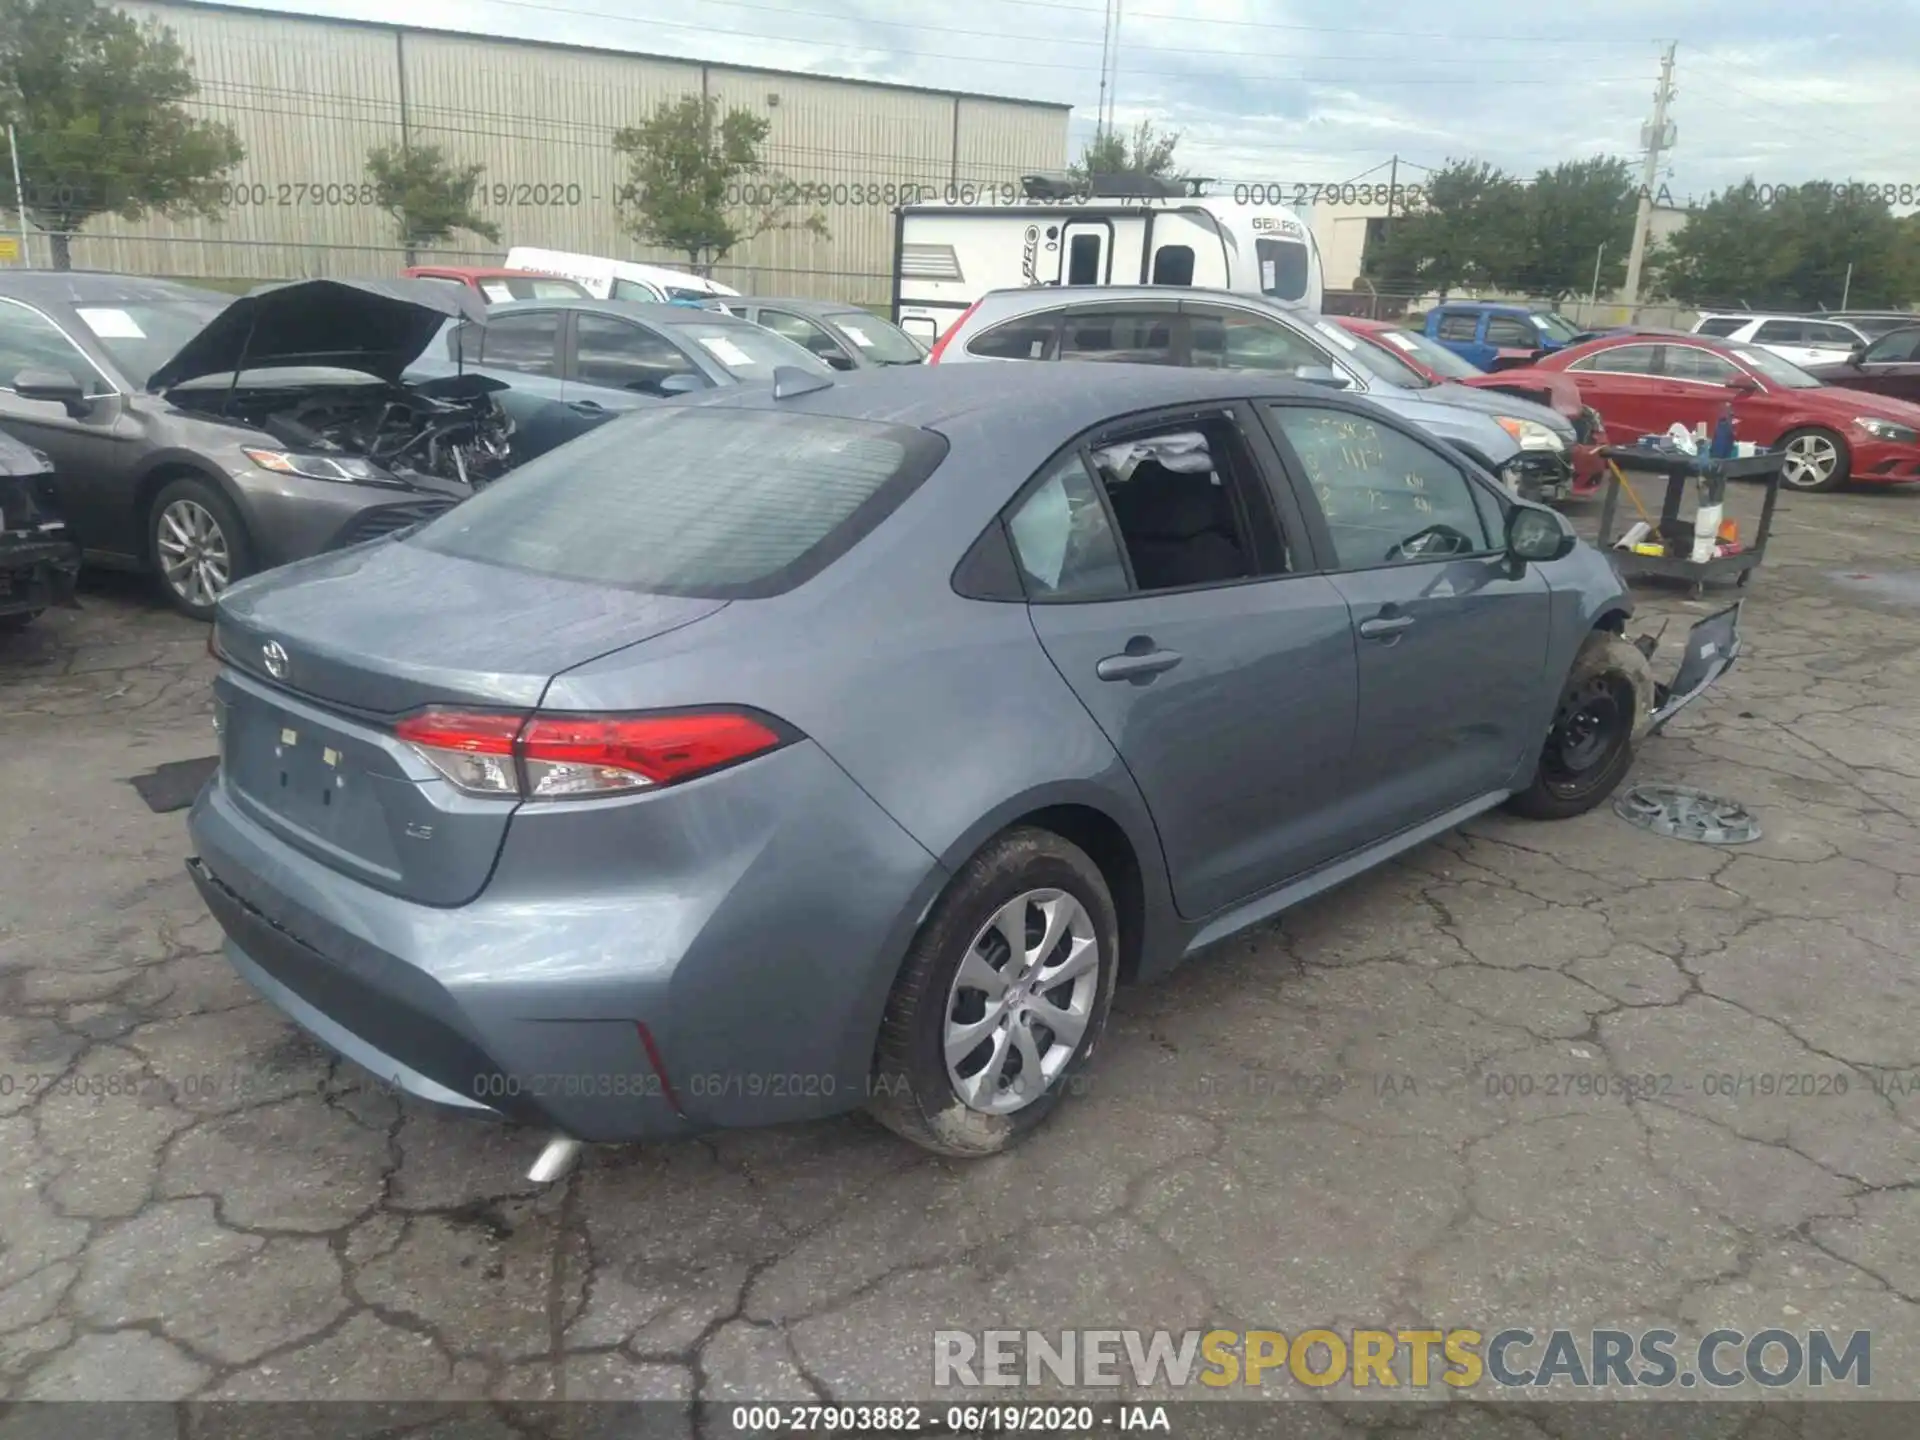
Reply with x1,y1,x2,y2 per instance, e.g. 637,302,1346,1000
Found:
175,374,516,489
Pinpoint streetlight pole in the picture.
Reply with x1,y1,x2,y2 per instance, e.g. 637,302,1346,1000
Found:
1588,243,1606,308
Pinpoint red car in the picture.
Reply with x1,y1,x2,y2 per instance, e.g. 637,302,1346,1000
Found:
1335,317,1610,495
401,266,591,303
1515,333,1920,492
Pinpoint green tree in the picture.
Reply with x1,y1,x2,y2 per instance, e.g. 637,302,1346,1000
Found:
1068,118,1182,188
365,143,500,264
1654,179,1920,310
0,0,244,270
612,93,827,276
1520,155,1637,299
1363,159,1527,298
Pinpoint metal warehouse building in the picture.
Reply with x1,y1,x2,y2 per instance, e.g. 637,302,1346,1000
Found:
65,1,1071,302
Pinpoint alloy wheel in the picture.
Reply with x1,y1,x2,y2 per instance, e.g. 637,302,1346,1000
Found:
1781,433,1840,489
157,499,232,609
943,888,1100,1115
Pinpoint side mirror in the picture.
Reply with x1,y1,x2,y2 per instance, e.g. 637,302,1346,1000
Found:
13,368,91,417
1295,366,1351,390
656,372,708,396
1507,504,1576,564
1848,344,1868,366
1725,377,1761,396
823,352,857,372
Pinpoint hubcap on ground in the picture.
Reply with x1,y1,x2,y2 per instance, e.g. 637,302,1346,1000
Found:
1543,674,1631,799
157,499,231,608
944,888,1099,1115
1782,434,1839,488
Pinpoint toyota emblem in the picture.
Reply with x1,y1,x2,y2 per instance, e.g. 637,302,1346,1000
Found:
261,640,289,679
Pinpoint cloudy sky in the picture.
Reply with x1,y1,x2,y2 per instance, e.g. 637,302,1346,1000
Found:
229,0,1912,205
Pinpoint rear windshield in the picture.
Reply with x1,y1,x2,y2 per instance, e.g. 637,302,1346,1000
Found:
412,407,949,598
1694,317,1746,337
1256,237,1311,303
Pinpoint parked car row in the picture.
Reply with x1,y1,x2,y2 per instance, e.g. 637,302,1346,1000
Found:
2,239,1915,632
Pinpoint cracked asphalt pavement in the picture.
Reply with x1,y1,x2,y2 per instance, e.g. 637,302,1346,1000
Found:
5,480,1920,1418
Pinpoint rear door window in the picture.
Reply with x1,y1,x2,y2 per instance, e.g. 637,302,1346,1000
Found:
1056,306,1179,364
1694,317,1745,337
471,311,562,376
1570,344,1658,375
967,314,1059,360
1754,320,1805,343
1485,316,1535,347
414,408,949,598
1435,312,1480,342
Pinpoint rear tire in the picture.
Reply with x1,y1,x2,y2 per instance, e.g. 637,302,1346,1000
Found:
149,477,254,621
1506,630,1652,821
1778,427,1850,492
868,827,1118,1157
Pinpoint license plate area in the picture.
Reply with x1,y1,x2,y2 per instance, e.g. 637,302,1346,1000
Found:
223,691,409,879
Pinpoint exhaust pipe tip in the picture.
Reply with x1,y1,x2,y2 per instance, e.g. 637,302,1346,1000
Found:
527,1135,583,1184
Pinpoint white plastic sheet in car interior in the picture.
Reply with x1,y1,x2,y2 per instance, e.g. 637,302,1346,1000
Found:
1092,431,1215,482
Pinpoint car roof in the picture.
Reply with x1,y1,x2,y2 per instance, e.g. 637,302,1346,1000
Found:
409,266,565,280
1555,331,1748,364
685,354,1360,434
0,270,230,307
733,297,872,318
482,297,758,328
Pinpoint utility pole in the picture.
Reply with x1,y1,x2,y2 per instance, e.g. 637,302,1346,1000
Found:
1385,154,1399,223
1841,261,1854,309
1622,41,1677,310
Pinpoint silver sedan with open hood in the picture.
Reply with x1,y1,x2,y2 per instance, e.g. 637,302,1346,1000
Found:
0,272,529,618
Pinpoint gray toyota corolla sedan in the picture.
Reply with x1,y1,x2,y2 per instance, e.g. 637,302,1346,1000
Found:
187,362,1737,1167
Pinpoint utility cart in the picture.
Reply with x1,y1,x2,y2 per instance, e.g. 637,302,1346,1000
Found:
1593,445,1785,595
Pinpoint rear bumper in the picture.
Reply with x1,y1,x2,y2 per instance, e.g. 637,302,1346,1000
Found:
0,533,81,616
185,739,945,1143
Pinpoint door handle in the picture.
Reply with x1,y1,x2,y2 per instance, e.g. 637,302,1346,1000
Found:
1358,613,1415,639
568,399,608,414
1096,644,1183,683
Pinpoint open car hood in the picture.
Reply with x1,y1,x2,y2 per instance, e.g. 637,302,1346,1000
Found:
146,278,489,392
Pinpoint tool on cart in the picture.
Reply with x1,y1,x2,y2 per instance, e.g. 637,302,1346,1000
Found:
1595,441,1785,596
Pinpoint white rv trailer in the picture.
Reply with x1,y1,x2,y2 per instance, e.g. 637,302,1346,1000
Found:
891,177,1323,343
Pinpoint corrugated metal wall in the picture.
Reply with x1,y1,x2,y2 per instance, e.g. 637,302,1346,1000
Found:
55,1,1068,303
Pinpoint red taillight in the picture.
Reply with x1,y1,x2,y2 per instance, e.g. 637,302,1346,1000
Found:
520,712,783,795
393,707,788,800
925,301,982,364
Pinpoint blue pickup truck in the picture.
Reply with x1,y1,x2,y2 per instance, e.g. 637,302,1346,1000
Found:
1417,302,1585,370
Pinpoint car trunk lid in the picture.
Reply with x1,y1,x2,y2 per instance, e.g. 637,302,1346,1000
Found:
211,539,728,905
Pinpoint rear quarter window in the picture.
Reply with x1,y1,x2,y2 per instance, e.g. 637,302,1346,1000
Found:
413,408,949,599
